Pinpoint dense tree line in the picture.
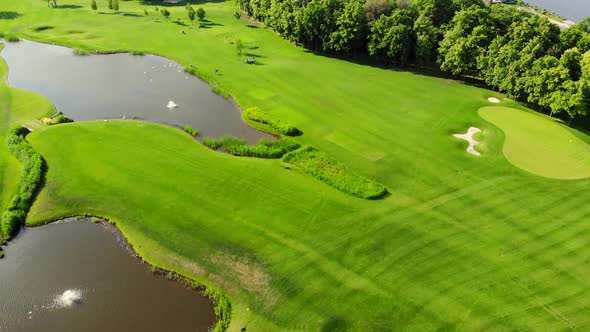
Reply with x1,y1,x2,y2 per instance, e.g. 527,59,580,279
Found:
237,0,590,120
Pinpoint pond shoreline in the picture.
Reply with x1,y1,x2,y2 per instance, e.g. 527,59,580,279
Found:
23,215,230,332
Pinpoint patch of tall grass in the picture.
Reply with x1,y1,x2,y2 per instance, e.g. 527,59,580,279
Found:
181,125,198,136
282,146,387,199
245,108,301,136
0,127,45,242
203,137,220,149
205,136,300,158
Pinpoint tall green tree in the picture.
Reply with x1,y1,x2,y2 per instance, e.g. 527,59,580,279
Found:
368,9,416,64
412,0,455,26
91,0,97,11
363,0,393,22
112,0,119,12
414,14,438,64
328,0,368,53
196,7,206,21
186,4,196,24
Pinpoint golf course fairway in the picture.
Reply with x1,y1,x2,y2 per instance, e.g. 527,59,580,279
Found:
1,0,590,331
479,106,590,179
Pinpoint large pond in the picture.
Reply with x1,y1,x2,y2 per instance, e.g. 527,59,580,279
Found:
0,218,216,332
0,39,272,144
524,0,589,22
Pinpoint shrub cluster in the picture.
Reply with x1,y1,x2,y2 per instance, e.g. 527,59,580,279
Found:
0,127,45,241
205,136,300,158
42,112,73,125
181,125,198,136
203,137,220,150
246,108,301,136
282,146,387,199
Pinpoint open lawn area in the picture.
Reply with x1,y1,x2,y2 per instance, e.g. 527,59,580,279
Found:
1,0,590,331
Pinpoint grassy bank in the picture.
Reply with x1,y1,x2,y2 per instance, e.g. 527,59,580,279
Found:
1,0,590,331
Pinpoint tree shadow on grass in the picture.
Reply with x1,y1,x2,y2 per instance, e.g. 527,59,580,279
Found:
0,11,21,20
56,5,83,9
320,317,349,332
98,12,144,17
243,52,266,59
139,0,226,7
198,19,223,28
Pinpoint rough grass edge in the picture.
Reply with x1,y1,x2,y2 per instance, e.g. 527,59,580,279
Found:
27,213,232,332
282,146,388,199
245,108,302,136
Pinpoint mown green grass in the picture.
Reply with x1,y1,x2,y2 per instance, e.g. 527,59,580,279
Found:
1,1,590,331
480,106,590,179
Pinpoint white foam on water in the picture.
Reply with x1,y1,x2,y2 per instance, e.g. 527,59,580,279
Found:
167,101,178,108
53,289,83,308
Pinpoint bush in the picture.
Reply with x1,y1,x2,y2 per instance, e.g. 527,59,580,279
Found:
5,34,19,42
42,113,73,125
282,146,387,199
0,127,45,241
0,251,4,259
204,287,232,332
181,125,198,136
203,138,220,149
246,108,301,136
207,136,300,158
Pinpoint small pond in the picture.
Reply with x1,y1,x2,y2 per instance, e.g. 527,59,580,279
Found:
0,218,216,332
0,39,272,143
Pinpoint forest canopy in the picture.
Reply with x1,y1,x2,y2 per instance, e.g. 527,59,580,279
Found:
237,0,590,121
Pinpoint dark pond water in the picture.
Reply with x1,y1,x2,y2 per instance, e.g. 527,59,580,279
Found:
0,39,272,143
0,219,215,332
525,0,589,22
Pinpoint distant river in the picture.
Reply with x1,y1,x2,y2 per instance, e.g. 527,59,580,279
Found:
525,0,590,22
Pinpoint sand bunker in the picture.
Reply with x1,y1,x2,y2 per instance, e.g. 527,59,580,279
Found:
488,97,501,103
454,127,482,156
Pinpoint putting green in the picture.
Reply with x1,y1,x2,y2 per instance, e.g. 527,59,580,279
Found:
479,106,590,179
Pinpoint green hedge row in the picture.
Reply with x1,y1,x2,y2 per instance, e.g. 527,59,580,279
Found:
245,108,302,136
1,127,45,242
204,136,300,158
282,146,387,199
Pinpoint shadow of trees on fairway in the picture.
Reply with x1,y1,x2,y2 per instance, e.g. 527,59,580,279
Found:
56,5,83,9
0,11,21,20
140,0,226,7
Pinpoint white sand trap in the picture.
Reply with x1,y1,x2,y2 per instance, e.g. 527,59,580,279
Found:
163,0,181,3
166,101,178,108
454,127,482,156
488,97,501,103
